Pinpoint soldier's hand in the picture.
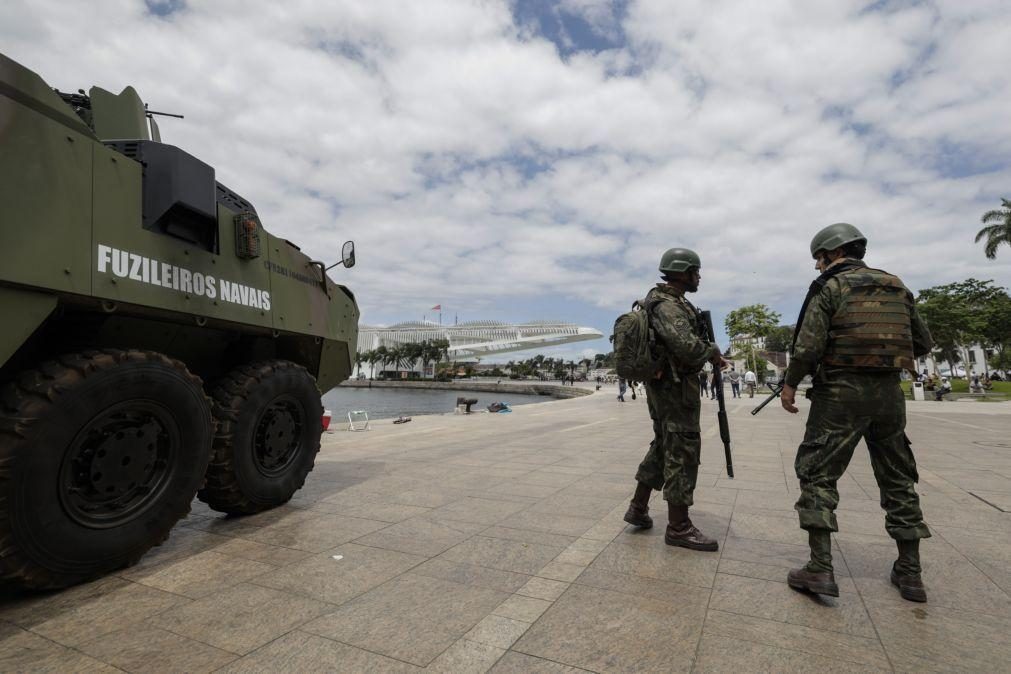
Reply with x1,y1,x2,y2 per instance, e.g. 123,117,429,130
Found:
780,384,798,413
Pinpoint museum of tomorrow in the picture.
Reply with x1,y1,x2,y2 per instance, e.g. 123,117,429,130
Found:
357,320,604,359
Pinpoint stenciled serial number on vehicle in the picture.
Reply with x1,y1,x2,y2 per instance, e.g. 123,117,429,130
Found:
96,244,272,310
262,260,320,286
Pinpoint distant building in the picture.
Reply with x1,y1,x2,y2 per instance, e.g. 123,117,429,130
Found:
356,320,604,377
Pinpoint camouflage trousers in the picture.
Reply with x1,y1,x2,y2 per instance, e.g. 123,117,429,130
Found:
635,377,701,506
794,371,930,541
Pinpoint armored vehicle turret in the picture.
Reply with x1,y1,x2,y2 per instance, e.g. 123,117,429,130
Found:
0,53,359,589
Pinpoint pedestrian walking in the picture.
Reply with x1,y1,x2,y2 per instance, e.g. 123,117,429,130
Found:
617,377,627,402
709,371,718,400
728,367,742,398
698,371,709,398
623,247,729,552
779,222,933,603
744,368,757,397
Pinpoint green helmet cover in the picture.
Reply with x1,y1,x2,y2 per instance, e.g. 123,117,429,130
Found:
659,247,702,274
810,222,867,257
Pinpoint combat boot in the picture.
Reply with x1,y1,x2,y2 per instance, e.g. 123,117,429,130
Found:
891,540,927,602
787,567,840,597
890,565,927,602
665,503,718,551
788,529,839,597
623,482,653,528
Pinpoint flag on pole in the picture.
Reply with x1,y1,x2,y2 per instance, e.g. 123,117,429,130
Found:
431,304,441,311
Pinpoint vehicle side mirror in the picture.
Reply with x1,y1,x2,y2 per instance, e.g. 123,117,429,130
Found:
342,241,355,269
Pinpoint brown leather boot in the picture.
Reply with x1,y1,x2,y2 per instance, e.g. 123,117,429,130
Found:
787,566,839,597
665,503,718,551
623,482,653,528
890,564,927,603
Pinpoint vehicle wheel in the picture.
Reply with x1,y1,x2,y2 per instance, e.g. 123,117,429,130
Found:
198,361,322,515
0,350,213,589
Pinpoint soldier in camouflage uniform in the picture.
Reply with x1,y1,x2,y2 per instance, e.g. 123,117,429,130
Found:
623,248,729,551
781,223,933,602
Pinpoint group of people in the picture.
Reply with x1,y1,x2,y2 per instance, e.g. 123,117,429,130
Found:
622,223,932,604
700,366,758,399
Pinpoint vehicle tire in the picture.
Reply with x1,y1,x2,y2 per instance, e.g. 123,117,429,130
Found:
198,361,322,515
0,350,213,589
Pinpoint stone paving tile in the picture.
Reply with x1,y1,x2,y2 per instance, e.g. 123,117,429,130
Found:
426,639,505,673
0,623,120,673
313,500,432,523
411,559,531,594
589,537,719,589
210,537,314,566
492,595,553,622
429,497,532,525
77,625,238,673
702,609,891,669
130,550,274,599
253,542,426,605
354,516,486,557
217,630,420,672
0,577,189,648
148,583,333,655
489,651,592,673
693,633,889,673
117,527,231,580
513,580,706,672
496,510,599,537
464,614,531,649
243,513,387,552
480,526,577,548
302,573,508,667
516,577,571,601
866,601,1011,673
439,535,566,576
708,572,878,639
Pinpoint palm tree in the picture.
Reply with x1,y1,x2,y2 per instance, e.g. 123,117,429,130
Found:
976,198,1011,259
354,350,365,378
374,346,388,379
365,349,380,379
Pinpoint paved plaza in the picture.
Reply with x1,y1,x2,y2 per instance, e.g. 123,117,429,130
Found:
1,386,1009,672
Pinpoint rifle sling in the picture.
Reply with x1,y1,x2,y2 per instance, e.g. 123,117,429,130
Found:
790,261,865,352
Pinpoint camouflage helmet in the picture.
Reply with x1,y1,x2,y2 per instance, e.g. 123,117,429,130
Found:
810,223,867,257
658,248,701,274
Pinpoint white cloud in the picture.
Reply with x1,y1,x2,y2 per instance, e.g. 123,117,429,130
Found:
2,0,1009,358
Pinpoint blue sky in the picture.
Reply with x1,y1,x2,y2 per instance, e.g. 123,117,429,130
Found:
3,0,1009,362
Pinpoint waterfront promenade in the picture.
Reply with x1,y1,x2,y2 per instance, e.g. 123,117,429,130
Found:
1,387,1009,672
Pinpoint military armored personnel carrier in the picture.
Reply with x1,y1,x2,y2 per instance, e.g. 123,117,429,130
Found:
0,53,359,589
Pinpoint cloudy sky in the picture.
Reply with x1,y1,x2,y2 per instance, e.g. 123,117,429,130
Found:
4,0,1009,360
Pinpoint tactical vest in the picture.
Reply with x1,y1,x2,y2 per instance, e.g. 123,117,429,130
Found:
822,267,915,372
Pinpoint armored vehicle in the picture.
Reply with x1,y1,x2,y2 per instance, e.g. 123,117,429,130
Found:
0,53,359,589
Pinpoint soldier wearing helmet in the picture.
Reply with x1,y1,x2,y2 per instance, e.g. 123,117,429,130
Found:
781,223,934,602
623,247,729,552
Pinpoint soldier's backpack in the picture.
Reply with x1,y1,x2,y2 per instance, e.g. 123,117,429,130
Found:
611,297,663,381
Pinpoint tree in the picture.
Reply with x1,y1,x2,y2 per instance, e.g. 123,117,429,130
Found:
764,325,795,353
975,198,1011,259
725,304,781,372
724,304,782,339
917,278,1006,375
354,350,365,377
366,349,381,379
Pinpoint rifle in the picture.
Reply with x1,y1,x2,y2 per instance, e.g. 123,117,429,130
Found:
700,311,733,478
751,379,785,416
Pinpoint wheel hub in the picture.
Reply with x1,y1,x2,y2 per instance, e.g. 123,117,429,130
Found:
253,396,304,476
60,402,178,528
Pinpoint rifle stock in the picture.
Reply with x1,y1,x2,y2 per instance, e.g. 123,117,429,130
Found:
700,311,733,479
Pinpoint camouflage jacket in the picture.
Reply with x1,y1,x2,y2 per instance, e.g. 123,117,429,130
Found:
646,284,720,378
784,260,933,387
